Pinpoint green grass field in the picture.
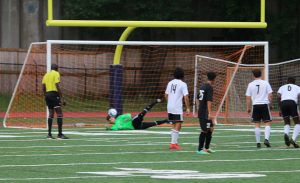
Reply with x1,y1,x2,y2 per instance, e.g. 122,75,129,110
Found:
0,124,300,182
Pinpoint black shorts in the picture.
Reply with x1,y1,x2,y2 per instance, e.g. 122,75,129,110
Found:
45,91,61,109
252,104,272,122
132,114,143,129
281,100,299,118
168,113,183,123
199,118,214,131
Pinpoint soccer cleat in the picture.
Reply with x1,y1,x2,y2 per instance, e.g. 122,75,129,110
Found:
207,149,216,153
145,99,162,112
284,134,291,146
264,139,271,148
46,134,55,139
290,139,300,148
196,149,210,155
169,144,181,150
57,134,69,139
257,143,261,148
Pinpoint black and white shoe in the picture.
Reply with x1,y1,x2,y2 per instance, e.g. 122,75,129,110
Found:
284,134,291,146
290,139,299,148
264,139,271,148
57,134,69,139
46,134,55,139
257,143,261,148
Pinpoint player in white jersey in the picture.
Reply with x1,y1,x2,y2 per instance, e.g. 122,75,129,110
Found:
165,67,190,150
277,77,300,148
246,69,273,148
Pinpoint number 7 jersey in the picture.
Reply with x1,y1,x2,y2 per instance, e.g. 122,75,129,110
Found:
246,79,273,105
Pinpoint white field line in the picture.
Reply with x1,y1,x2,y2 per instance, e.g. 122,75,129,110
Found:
0,175,124,181
1,169,300,182
0,148,299,158
0,139,292,149
0,157,300,168
0,135,251,142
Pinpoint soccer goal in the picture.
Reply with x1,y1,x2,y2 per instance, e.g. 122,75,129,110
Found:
3,41,268,128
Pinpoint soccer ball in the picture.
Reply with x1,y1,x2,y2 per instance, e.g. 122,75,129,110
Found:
108,108,117,117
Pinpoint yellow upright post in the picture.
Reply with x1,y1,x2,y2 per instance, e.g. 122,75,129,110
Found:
113,27,136,65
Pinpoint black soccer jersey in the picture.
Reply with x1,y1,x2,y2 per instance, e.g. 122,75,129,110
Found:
197,83,213,119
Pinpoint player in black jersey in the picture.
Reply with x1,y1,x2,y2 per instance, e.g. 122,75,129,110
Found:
196,72,217,154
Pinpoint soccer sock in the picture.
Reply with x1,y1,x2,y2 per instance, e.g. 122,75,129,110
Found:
140,122,158,129
171,129,179,144
155,119,168,125
198,132,206,151
47,118,53,135
140,100,159,117
205,131,212,149
265,126,271,140
284,124,290,135
255,127,261,143
57,117,63,135
292,124,300,141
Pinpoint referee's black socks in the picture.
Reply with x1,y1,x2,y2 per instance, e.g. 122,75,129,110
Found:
47,118,53,135
57,117,63,135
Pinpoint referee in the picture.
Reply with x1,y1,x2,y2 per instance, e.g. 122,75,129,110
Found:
42,64,68,139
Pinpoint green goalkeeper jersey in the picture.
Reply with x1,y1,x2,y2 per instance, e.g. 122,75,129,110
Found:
109,113,135,130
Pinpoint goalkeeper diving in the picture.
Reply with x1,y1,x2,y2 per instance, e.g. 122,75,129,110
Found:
106,99,173,130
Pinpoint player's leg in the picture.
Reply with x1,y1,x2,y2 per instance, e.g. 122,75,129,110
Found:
290,116,300,148
45,93,55,139
53,95,68,139
47,109,54,139
252,105,262,147
197,118,209,154
204,120,214,152
139,99,161,117
281,100,291,146
169,113,182,150
261,104,272,147
132,116,170,130
290,103,300,148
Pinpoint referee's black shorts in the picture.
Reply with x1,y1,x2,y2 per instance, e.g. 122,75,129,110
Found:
251,104,272,122
280,100,299,118
45,91,61,109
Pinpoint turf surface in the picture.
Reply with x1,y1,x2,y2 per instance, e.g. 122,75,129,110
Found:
0,124,300,182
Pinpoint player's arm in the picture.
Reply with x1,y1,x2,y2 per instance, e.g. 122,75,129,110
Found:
277,93,282,116
195,99,199,112
268,92,273,110
208,100,213,119
267,83,273,109
184,95,190,114
164,94,168,102
42,84,46,95
245,84,252,114
56,83,66,106
246,96,251,114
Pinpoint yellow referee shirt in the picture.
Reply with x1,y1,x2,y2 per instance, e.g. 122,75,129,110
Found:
42,70,60,92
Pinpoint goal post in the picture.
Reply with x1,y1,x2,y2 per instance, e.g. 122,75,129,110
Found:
4,41,268,128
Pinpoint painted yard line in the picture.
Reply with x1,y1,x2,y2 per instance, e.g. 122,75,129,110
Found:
0,139,293,149
1,157,300,168
231,170,300,174
0,175,120,181
0,148,299,158
1,169,299,181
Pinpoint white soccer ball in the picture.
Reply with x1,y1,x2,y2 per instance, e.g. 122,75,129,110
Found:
108,108,117,117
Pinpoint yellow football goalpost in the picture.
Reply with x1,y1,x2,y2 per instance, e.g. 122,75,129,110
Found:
46,0,267,65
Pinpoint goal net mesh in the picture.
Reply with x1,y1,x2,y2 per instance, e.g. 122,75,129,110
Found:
4,42,266,128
